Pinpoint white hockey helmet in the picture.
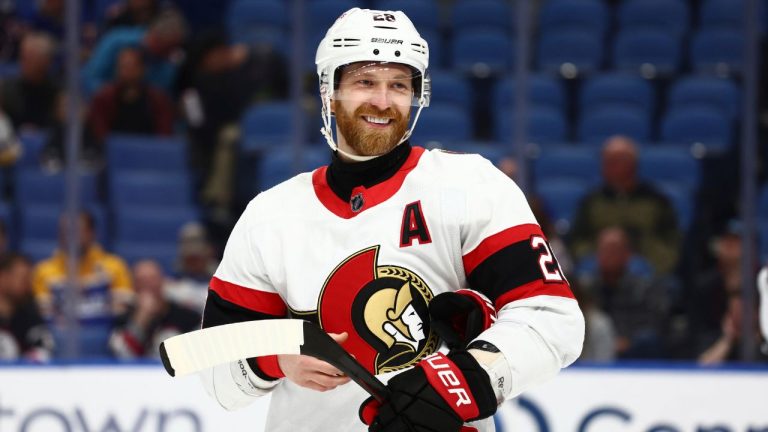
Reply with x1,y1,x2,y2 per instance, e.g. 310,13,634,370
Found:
315,8,431,160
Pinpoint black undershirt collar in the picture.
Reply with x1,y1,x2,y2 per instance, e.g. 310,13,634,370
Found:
326,142,412,202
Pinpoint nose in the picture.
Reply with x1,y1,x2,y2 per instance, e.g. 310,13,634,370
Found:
369,84,391,110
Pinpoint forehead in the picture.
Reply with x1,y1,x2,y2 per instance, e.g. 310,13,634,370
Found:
339,62,414,81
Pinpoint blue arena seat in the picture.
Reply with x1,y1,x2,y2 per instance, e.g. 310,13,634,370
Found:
410,104,472,145
451,30,513,75
113,207,199,244
256,147,331,192
660,106,732,152
535,179,590,229
536,29,603,75
533,146,601,185
577,106,651,144
668,76,740,119
613,29,682,76
757,185,768,216
14,169,100,207
691,29,745,75
17,130,48,168
618,0,689,37
307,0,362,36
427,70,472,108
450,0,514,34
106,134,188,174
700,0,745,30
580,73,655,114
639,146,701,189
493,75,566,113
226,0,288,35
240,102,294,152
494,106,567,144
18,204,109,255
373,0,440,32
109,172,194,209
538,0,608,36
655,181,694,229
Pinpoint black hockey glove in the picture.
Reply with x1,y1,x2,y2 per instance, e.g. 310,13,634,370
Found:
429,290,497,349
359,350,497,432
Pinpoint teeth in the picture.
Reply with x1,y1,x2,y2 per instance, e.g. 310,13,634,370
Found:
364,116,390,124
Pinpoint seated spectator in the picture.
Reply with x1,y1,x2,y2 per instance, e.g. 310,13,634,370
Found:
110,259,200,359
87,47,174,143
0,253,54,361
571,279,615,363
577,226,670,359
82,8,187,95
0,32,59,131
32,211,133,355
177,30,287,219
0,109,21,169
40,91,102,171
569,135,681,274
165,222,217,313
105,0,161,30
693,221,767,364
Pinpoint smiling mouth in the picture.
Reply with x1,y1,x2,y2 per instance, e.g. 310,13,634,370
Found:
362,115,393,126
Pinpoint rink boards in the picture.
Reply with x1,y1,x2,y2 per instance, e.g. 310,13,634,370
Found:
0,363,766,432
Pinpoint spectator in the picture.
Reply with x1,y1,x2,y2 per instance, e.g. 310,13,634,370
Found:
571,279,615,363
105,0,161,30
165,222,217,312
0,253,54,361
82,8,187,95
40,91,102,171
87,47,174,143
0,32,59,130
32,211,133,355
693,221,766,364
109,259,200,359
177,30,287,219
578,226,670,359
0,109,21,170
569,135,681,274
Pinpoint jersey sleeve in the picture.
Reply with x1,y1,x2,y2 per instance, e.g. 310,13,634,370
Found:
460,157,573,308
203,201,288,329
199,201,288,407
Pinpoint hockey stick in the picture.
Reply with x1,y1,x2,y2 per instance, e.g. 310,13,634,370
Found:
159,319,390,402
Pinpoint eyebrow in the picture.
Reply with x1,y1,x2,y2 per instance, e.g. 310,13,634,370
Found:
355,70,412,81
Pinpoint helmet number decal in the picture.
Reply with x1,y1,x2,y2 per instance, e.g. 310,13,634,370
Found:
373,13,396,22
530,235,565,282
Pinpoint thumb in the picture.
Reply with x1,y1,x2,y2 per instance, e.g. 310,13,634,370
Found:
329,331,349,344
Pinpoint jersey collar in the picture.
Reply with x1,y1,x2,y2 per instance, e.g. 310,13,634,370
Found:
312,146,425,219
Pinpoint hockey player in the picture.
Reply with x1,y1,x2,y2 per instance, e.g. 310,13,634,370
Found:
199,8,584,432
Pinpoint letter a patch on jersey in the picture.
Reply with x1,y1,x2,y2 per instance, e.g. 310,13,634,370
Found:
400,201,432,247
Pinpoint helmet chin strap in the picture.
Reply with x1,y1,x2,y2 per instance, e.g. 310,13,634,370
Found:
320,98,427,163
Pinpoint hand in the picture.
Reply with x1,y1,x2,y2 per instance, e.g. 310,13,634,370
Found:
359,351,497,432
278,332,352,392
429,290,496,349
132,292,162,329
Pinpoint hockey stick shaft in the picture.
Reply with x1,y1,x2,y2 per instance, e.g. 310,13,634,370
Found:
159,319,389,402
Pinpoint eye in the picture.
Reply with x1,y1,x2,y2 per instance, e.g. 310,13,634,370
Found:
392,82,410,90
357,79,373,87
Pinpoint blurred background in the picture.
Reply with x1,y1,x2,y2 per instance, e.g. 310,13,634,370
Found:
0,0,766,431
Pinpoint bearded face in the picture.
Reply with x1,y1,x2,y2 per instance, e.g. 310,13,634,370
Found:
332,62,415,157
333,99,410,157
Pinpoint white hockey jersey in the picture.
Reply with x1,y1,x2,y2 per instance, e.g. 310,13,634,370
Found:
201,147,584,432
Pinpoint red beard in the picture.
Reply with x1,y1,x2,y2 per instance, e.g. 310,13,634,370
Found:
334,101,410,157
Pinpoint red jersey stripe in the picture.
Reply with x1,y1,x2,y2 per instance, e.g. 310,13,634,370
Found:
495,279,574,309
210,276,287,316
463,224,543,275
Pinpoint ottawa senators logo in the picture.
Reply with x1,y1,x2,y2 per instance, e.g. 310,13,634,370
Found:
290,246,438,375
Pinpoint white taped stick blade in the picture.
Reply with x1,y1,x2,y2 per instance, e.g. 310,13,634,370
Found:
160,319,305,377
